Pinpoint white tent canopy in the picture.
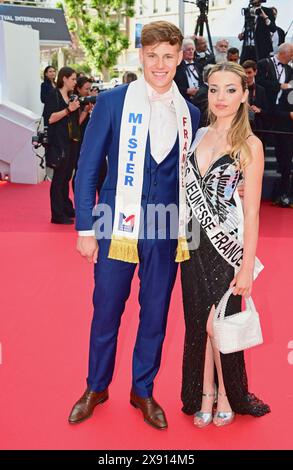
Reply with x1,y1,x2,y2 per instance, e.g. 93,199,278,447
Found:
209,0,293,41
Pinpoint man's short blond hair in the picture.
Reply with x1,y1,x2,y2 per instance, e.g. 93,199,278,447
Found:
141,21,183,49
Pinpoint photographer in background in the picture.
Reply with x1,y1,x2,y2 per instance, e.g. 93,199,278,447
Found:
43,67,80,225
271,7,286,54
74,76,94,142
239,0,276,63
72,76,103,193
72,76,107,194
122,71,138,84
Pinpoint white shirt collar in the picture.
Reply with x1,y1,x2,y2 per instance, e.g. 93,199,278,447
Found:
274,55,282,66
145,80,174,100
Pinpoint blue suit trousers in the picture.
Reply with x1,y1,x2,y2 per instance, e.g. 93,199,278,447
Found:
87,237,178,398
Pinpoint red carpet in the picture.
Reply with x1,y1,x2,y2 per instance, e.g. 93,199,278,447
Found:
0,182,292,450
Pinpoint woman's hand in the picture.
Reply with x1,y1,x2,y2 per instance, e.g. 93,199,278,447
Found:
83,103,94,114
230,268,253,298
68,98,80,113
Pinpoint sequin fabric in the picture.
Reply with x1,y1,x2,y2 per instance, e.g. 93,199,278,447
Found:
180,149,270,417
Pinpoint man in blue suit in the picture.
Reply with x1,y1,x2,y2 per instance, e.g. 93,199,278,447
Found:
69,21,200,430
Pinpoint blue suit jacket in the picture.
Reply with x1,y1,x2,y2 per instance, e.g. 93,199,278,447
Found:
75,84,200,233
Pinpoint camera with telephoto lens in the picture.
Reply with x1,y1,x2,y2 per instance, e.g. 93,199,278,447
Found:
69,94,97,105
243,0,267,18
79,95,97,105
196,0,209,11
32,126,49,148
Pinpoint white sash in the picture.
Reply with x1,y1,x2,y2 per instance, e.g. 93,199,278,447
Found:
108,77,192,263
185,158,264,280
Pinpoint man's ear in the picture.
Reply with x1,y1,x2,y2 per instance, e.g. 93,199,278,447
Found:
177,49,183,66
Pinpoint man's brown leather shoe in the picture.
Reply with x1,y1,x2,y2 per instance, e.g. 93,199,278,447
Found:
68,388,108,424
130,390,168,430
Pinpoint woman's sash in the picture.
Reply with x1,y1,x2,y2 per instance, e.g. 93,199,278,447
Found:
185,158,264,280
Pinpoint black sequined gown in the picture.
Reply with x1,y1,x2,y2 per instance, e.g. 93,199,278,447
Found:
180,128,270,417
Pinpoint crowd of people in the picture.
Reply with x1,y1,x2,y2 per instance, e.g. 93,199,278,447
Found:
174,26,293,207
40,67,137,224
39,1,293,227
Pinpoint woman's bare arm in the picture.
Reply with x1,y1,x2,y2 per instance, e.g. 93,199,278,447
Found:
230,135,264,297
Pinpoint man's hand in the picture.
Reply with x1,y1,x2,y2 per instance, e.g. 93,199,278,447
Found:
259,9,267,19
250,105,261,114
280,83,290,90
187,87,198,96
77,236,99,263
238,32,244,41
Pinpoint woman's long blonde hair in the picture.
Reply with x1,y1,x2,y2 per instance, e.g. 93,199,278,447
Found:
207,62,252,168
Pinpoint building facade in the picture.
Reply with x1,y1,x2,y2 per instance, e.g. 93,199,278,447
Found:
117,0,237,73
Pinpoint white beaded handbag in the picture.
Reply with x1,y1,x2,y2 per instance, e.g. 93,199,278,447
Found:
213,288,263,354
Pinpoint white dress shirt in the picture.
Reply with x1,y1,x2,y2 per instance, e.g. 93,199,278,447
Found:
79,81,178,236
146,82,178,165
271,31,279,54
272,55,286,104
184,60,199,88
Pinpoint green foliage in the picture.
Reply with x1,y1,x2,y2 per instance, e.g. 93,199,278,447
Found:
68,62,92,74
61,0,135,78
51,51,58,70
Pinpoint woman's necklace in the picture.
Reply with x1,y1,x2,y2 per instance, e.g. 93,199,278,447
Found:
209,126,229,160
197,126,231,178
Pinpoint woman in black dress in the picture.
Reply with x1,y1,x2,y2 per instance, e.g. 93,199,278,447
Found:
181,62,270,427
40,65,56,105
43,67,80,224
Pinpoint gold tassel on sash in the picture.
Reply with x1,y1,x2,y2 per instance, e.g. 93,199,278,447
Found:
108,235,139,263
175,236,190,262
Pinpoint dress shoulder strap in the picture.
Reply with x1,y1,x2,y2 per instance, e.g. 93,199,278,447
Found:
188,126,209,156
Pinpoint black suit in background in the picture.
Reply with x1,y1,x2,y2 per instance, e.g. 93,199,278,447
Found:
273,89,293,198
240,7,276,63
194,52,215,76
256,58,293,199
41,79,56,105
192,84,209,128
247,82,268,133
276,26,286,46
174,60,203,102
72,105,108,195
256,58,293,111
